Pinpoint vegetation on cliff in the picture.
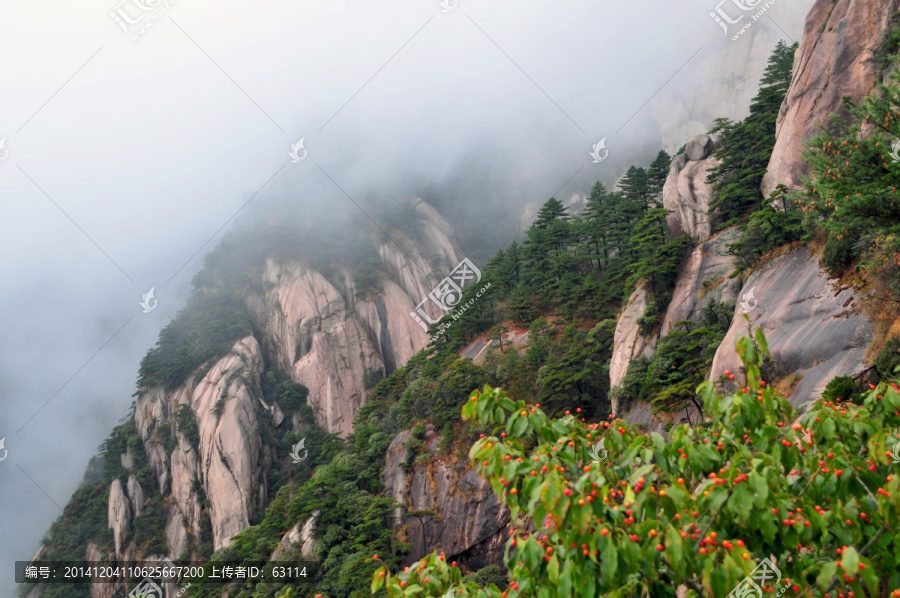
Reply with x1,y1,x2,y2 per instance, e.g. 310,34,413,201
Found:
375,331,900,598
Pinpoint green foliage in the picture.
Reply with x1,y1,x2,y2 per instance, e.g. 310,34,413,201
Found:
617,300,734,414
262,369,310,413
873,12,900,73
534,323,613,417
176,404,201,453
822,232,855,272
800,60,900,296
707,41,797,225
822,376,861,403
464,564,507,589
874,338,900,382
138,291,252,390
376,333,900,598
727,207,805,268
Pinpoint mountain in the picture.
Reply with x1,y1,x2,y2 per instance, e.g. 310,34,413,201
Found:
22,0,900,596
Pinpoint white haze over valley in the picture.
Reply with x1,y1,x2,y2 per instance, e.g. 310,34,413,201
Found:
0,1,812,595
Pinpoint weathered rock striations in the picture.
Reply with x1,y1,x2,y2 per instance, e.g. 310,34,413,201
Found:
710,247,873,406
383,433,509,569
761,0,900,197
609,282,655,413
660,227,742,334
662,134,721,241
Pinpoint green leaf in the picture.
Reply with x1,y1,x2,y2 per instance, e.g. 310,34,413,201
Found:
816,561,837,590
547,554,560,583
664,525,685,577
558,565,573,597
840,546,859,576
749,471,768,508
754,328,769,356
371,570,385,594
601,539,618,581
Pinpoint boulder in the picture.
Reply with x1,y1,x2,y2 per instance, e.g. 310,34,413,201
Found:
663,135,721,240
126,475,144,518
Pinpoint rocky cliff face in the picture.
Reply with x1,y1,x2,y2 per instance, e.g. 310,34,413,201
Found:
762,0,900,197
132,336,268,556
615,0,898,428
711,247,873,404
30,199,470,596
609,282,654,404
245,198,464,436
382,430,509,569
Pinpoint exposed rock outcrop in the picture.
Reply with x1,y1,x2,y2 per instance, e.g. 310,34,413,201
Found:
86,543,118,598
660,227,742,333
710,247,873,405
663,135,721,240
246,199,465,436
460,329,530,364
761,0,900,197
192,336,266,550
94,199,469,570
609,282,655,412
127,475,144,518
383,433,508,569
107,480,131,558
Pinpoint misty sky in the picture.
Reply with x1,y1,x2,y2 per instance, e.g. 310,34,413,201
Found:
0,0,813,595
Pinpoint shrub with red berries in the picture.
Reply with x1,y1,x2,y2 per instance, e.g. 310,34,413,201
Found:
373,331,900,597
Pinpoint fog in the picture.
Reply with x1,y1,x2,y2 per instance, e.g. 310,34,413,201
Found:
0,0,811,595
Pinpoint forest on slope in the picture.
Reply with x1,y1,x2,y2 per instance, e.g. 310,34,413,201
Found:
22,18,900,598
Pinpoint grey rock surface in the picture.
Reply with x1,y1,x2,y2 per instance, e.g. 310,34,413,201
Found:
710,247,873,405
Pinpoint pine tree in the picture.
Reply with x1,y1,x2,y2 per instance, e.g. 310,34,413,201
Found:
618,166,651,212
647,149,671,205
707,40,798,225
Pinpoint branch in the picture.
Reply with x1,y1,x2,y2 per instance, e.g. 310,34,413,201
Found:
661,558,705,597
698,486,735,544
824,525,887,593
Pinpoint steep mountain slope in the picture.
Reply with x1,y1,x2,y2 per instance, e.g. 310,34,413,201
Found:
24,1,900,596
615,0,900,430
762,0,900,196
